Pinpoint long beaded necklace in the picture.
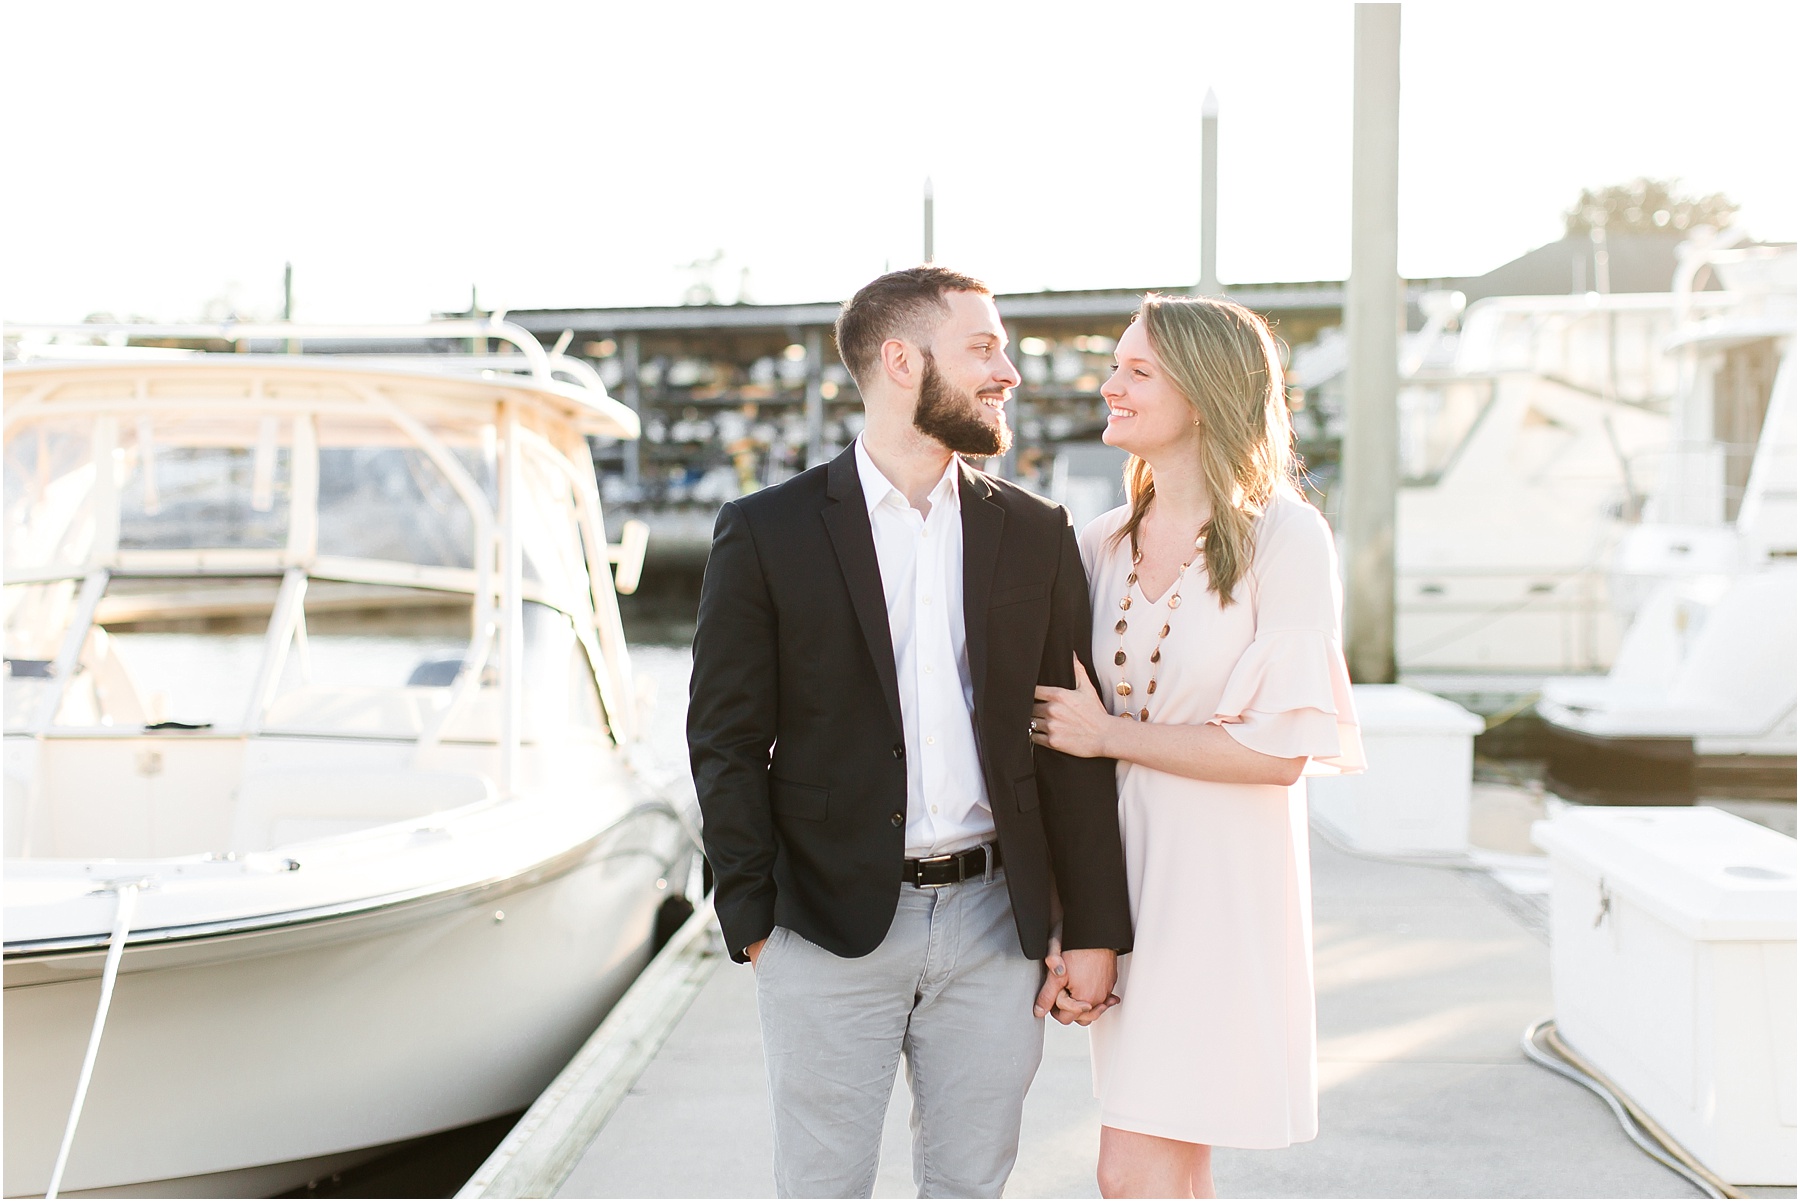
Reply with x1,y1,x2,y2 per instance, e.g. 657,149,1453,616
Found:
1110,529,1205,722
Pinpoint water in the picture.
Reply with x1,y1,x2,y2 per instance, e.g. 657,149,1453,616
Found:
628,643,696,776
275,1113,522,1200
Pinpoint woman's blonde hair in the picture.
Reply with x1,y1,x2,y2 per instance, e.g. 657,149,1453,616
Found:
1110,293,1297,605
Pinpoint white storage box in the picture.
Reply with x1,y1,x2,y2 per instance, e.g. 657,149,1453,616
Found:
1532,806,1797,1186
1307,684,1482,853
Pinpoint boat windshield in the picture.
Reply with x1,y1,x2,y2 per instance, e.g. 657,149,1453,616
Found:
4,382,623,748
5,420,102,577
315,414,495,570
1399,378,1494,483
4,412,497,573
117,416,295,551
6,574,605,742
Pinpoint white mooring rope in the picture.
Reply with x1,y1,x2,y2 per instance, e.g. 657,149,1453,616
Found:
45,881,141,1200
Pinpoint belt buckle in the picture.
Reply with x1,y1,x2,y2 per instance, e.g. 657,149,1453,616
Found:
915,852,955,888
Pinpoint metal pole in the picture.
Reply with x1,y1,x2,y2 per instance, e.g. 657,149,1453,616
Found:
282,262,297,353
620,332,642,490
803,327,825,468
499,403,523,797
923,177,935,264
1341,2,1402,684
1199,89,1219,296
999,322,1021,480
1592,220,1619,399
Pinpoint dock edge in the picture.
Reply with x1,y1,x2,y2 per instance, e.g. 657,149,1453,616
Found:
456,898,723,1199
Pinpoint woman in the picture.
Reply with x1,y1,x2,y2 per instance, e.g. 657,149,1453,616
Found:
1030,294,1363,1198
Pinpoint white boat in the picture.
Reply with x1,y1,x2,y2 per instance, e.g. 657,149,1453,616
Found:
2,322,697,1197
1537,240,1797,801
1287,239,1791,715
1289,287,1691,690
1392,289,1686,681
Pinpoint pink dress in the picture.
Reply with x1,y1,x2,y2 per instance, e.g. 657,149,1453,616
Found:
1081,489,1364,1149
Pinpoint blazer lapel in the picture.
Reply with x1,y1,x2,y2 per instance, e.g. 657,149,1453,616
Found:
823,446,904,739
958,460,1004,721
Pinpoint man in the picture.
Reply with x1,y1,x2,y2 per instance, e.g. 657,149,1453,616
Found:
688,266,1132,1199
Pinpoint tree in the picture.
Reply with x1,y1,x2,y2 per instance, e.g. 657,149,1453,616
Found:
1563,178,1738,237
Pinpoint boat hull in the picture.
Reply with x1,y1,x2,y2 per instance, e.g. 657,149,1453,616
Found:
3,808,691,1198
1545,723,1798,805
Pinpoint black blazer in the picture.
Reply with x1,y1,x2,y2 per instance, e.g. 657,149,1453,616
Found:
688,446,1133,964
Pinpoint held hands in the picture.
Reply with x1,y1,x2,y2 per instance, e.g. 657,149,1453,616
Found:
1030,654,1115,760
1033,932,1120,1026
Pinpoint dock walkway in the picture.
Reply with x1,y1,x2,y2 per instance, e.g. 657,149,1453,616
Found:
529,829,1750,1199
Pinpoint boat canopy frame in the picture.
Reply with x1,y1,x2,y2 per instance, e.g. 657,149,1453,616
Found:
4,328,644,786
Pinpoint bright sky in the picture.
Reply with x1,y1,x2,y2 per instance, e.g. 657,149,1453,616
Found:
3,1,1792,324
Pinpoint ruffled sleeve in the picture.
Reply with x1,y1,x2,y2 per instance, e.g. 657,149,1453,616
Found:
1208,495,1365,776
1212,627,1364,775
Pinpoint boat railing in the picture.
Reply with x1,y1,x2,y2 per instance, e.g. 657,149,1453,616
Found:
5,319,563,386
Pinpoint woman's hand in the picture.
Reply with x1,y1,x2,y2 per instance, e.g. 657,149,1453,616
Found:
1034,931,1121,1025
1030,653,1116,760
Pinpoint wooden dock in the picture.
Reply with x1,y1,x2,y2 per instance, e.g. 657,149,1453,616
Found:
459,815,1795,1199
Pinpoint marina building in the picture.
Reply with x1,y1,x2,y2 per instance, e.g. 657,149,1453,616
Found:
509,232,1696,572
513,280,1365,570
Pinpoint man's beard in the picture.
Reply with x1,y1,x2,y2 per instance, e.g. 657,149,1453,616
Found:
913,349,1012,458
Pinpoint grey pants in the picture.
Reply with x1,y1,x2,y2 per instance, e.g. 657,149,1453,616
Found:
753,870,1045,1198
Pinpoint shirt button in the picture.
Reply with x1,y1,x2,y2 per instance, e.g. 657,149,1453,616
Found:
922,596,932,606
890,812,904,827
926,735,937,746
924,665,934,675
930,805,939,814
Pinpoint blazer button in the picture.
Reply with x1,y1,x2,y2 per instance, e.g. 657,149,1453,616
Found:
890,812,904,827
892,743,905,759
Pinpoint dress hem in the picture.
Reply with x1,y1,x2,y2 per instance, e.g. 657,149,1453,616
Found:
1097,1107,1317,1151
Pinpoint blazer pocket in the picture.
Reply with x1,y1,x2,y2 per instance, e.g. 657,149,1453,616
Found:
770,778,828,821
990,582,1047,608
1012,774,1041,812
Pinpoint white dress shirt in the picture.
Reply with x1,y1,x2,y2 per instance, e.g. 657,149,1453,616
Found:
854,437,994,857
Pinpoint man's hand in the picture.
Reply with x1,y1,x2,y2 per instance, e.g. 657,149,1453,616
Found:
1034,936,1120,1026
746,937,768,968
1034,932,1069,1020
1061,946,1118,1014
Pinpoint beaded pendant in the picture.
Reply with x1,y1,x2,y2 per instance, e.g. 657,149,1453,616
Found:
1110,531,1204,722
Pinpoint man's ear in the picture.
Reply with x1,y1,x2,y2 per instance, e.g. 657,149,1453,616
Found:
879,338,915,389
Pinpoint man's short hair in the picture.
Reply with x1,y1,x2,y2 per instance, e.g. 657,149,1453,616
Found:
834,266,991,390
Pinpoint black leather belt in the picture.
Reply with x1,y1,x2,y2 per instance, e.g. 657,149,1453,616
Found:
903,843,1001,888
